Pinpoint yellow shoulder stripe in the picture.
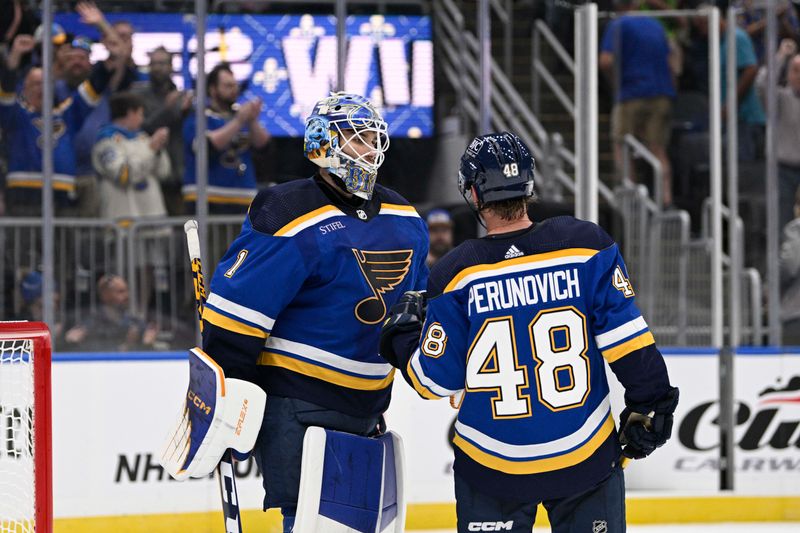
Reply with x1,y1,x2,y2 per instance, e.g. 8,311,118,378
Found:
202,307,268,339
453,414,614,475
444,248,599,293
274,205,343,237
381,203,417,213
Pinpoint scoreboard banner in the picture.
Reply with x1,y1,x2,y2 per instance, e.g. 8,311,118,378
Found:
55,13,434,138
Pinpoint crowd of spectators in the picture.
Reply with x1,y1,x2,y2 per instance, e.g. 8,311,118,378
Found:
0,1,273,350
597,0,800,342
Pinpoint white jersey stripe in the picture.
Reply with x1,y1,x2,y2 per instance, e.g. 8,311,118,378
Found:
277,211,344,237
410,349,462,397
206,293,275,331
454,395,611,459
448,255,594,292
265,336,393,377
594,316,649,349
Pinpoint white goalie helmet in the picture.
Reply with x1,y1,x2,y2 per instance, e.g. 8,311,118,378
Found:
303,92,390,200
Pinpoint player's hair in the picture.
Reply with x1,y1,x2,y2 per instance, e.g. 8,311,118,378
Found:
109,92,145,120
482,197,532,222
207,62,233,95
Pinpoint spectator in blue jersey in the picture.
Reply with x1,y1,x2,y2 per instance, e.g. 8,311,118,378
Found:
381,132,678,533
426,207,455,268
600,0,676,208
183,62,271,214
199,92,428,532
0,33,120,216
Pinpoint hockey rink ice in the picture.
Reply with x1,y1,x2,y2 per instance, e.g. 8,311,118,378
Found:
428,525,800,533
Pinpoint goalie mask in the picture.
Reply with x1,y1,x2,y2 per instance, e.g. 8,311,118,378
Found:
458,131,535,209
304,92,389,199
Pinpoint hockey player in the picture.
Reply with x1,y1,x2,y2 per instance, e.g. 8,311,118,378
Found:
381,132,679,532
200,93,428,532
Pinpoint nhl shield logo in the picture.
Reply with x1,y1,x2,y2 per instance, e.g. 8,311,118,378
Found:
592,520,608,533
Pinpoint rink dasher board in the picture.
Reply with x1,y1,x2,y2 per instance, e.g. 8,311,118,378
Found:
15,349,799,525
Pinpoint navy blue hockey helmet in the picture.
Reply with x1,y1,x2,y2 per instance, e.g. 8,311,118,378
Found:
458,132,535,207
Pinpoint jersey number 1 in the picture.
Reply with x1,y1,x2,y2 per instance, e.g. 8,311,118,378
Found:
465,307,590,418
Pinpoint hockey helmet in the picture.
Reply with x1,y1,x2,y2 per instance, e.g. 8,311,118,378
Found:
458,132,535,207
304,92,389,199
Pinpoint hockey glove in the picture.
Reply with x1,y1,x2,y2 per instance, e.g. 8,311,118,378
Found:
619,386,679,460
379,290,427,368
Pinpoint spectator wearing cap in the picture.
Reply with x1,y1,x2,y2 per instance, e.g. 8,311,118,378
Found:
0,33,122,216
426,208,454,268
18,271,62,338
55,36,93,104
71,2,148,217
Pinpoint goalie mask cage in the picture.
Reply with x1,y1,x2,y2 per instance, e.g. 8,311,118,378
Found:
0,322,52,533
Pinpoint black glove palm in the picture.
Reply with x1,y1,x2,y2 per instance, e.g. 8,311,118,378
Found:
619,386,679,460
379,291,427,368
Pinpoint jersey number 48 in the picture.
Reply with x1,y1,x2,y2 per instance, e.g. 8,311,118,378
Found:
463,307,590,419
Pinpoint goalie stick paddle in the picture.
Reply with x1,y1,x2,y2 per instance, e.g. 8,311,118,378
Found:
184,220,244,533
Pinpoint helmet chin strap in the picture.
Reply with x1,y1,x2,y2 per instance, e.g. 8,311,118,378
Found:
462,187,487,230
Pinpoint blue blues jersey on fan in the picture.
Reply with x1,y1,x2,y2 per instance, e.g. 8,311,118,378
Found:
402,216,671,502
183,109,259,209
202,175,429,417
0,64,110,205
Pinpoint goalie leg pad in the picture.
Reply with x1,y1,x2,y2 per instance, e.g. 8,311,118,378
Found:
294,427,406,533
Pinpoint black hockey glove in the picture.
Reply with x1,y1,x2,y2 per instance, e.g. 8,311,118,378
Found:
619,386,679,460
379,290,427,368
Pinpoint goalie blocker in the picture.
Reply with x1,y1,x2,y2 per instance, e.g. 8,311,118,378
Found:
160,348,267,480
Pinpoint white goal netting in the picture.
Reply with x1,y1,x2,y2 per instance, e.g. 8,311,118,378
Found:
0,339,36,533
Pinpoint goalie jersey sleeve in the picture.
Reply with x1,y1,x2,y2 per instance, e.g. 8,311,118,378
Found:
403,216,672,502
202,177,429,418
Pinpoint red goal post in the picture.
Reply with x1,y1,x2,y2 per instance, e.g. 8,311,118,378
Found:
0,321,52,533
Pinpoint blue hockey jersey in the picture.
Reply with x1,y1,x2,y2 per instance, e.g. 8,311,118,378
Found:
202,175,429,417
182,108,259,209
0,63,110,206
400,216,672,502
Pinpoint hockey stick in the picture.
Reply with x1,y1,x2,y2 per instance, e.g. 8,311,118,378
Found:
184,220,244,533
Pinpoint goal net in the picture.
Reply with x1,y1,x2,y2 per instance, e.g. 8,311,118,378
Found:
0,323,51,533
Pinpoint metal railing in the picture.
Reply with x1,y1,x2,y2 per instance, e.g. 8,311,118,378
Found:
532,19,575,119
0,216,244,350
621,133,665,210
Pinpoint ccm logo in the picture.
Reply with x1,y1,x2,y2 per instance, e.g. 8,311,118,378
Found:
468,522,513,531
235,399,249,436
187,390,211,415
